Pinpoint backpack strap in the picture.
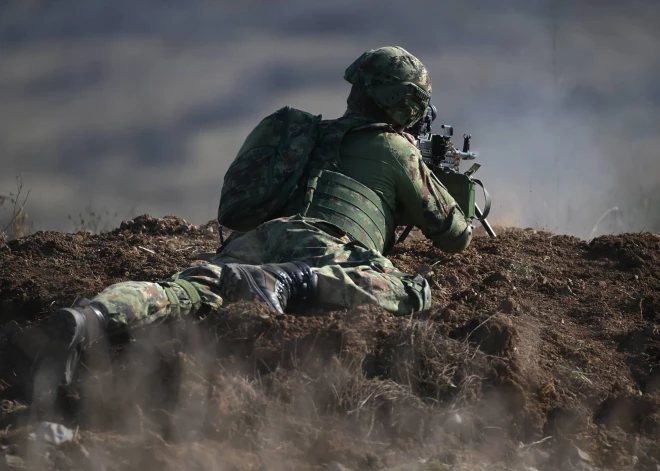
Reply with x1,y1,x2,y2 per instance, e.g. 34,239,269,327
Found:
312,118,394,168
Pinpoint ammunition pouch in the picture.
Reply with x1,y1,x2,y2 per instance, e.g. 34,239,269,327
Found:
436,172,491,220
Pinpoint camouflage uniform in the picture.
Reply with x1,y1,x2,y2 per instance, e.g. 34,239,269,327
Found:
89,46,473,334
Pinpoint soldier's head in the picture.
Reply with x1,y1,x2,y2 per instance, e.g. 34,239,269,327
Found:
344,46,432,130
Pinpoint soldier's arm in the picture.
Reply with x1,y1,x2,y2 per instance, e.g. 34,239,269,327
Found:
387,133,472,253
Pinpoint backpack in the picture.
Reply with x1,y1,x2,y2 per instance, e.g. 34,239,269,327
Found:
217,106,322,232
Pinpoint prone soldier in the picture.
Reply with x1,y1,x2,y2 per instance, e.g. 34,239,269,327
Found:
10,46,473,388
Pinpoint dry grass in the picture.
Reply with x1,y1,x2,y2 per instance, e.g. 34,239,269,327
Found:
1,175,121,242
68,207,119,234
1,306,509,470
0,174,32,241
389,319,490,406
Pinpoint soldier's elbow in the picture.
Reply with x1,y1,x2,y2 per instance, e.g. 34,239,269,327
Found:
434,224,472,253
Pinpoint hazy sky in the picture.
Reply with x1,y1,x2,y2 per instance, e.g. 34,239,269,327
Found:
1,0,659,238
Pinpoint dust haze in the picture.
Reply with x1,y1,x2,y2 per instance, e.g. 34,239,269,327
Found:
1,0,659,238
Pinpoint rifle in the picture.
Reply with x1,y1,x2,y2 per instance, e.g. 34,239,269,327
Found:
396,105,496,244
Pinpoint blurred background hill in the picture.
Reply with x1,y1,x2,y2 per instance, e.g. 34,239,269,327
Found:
1,0,659,238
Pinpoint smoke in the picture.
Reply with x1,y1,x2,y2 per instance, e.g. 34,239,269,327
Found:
0,0,659,238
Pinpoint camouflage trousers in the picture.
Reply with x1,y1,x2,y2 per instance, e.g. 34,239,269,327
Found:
92,215,430,333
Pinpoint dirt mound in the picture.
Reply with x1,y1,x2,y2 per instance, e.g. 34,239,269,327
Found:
1,217,659,470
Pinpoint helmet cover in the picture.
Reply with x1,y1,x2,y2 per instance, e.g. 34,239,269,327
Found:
344,46,432,127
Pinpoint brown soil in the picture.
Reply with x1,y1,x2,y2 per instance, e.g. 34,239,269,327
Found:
1,216,660,470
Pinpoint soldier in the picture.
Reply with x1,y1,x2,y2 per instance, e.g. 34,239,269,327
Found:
15,46,473,387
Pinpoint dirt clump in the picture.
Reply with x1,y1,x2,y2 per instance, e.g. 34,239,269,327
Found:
1,217,659,470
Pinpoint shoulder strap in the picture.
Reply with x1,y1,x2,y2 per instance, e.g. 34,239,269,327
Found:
312,117,394,167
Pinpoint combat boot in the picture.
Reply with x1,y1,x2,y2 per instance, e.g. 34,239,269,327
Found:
14,301,108,387
219,261,318,314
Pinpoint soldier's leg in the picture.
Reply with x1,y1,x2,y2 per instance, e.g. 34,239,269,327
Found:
214,256,429,316
215,216,431,315
12,218,296,389
313,262,430,315
11,263,228,388
90,263,225,335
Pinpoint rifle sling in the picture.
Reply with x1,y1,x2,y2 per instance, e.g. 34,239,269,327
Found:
471,178,491,221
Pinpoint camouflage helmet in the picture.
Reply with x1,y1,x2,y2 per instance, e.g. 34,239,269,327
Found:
344,46,432,127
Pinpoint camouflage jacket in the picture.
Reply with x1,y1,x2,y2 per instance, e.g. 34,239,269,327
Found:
328,110,472,253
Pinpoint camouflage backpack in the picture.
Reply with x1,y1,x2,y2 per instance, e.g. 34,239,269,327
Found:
217,106,323,232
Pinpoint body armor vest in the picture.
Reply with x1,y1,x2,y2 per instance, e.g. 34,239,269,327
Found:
302,169,393,252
